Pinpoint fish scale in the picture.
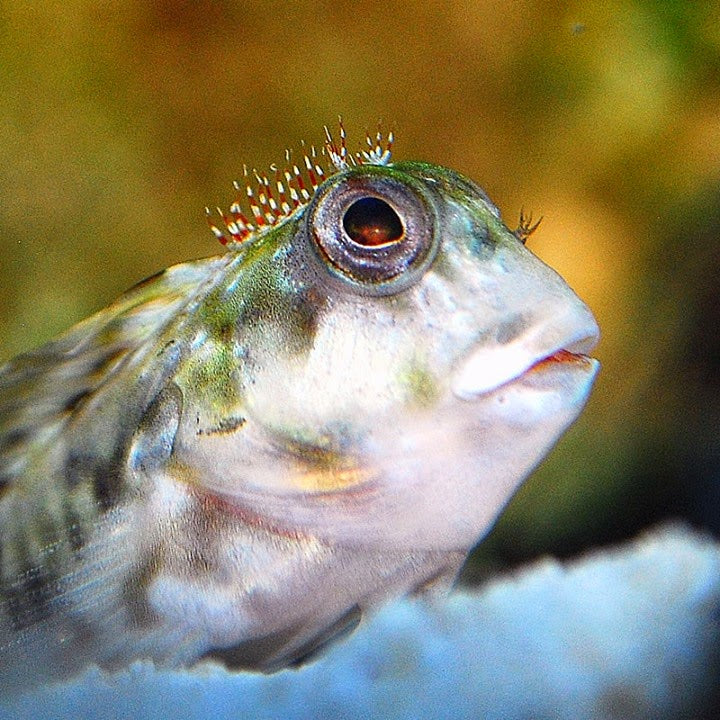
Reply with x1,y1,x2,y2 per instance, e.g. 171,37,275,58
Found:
0,122,599,695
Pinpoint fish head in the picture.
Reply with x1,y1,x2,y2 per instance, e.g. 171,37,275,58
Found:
177,160,599,552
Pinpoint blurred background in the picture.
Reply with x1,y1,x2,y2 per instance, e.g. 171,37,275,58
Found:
1,0,719,570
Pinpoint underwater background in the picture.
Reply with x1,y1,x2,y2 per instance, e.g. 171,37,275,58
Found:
2,1,718,571
1,0,719,594
2,2,720,717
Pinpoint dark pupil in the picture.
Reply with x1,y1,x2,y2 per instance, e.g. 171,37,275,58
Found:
342,197,404,247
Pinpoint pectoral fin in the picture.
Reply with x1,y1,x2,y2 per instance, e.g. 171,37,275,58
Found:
203,604,363,672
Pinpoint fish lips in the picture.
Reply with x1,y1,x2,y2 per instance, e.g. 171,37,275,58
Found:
451,318,600,401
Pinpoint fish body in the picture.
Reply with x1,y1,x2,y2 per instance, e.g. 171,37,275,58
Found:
0,128,599,693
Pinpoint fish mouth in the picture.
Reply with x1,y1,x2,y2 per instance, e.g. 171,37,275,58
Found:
451,323,600,400
526,348,596,372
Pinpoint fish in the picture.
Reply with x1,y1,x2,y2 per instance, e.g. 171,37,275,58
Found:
0,122,599,694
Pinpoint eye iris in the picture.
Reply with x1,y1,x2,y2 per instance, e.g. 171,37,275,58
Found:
342,197,404,247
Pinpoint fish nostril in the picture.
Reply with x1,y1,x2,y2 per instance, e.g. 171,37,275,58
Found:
495,316,527,345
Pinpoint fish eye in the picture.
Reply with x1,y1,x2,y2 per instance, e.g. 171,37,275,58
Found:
342,197,404,247
308,169,437,291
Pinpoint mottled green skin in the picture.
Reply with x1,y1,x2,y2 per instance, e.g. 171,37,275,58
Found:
0,160,599,694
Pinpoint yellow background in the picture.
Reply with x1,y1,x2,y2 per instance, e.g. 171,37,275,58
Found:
1,1,719,563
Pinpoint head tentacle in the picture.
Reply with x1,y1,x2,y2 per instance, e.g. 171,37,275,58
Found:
207,119,395,248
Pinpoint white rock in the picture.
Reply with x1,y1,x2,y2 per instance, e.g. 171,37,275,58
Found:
1,524,717,720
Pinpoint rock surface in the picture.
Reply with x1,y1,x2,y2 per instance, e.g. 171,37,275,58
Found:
1,524,718,720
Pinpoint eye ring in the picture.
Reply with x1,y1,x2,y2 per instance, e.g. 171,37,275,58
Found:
308,168,437,290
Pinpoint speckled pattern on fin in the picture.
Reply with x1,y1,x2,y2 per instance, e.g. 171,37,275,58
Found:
0,258,224,492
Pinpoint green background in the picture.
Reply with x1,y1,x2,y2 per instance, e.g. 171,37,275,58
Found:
1,1,719,567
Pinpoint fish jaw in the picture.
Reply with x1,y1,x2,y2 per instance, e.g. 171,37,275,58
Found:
341,346,601,553
177,350,600,554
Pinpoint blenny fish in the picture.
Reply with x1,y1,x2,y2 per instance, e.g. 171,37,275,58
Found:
0,122,599,694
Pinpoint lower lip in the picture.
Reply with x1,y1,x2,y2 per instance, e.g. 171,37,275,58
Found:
527,349,596,373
